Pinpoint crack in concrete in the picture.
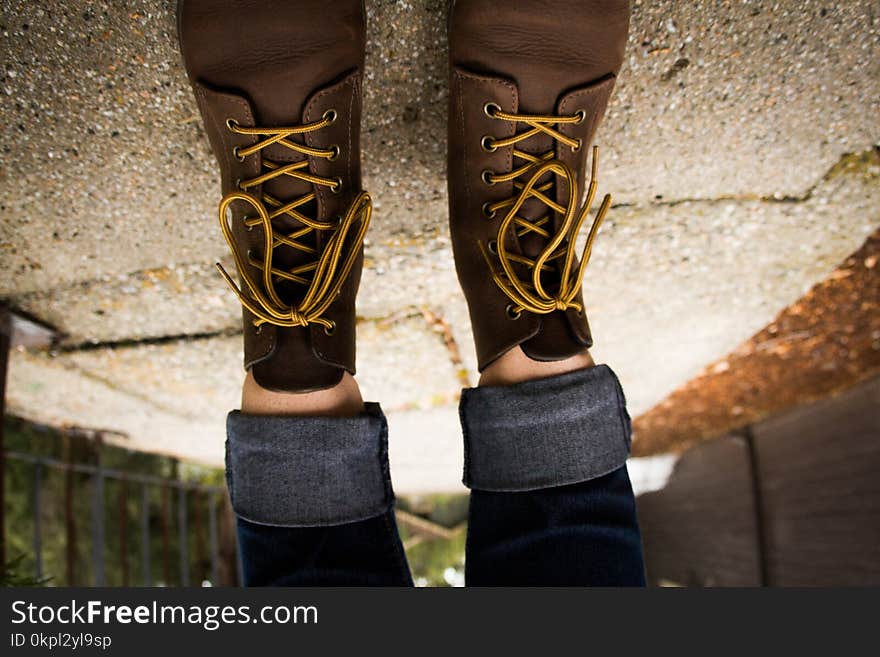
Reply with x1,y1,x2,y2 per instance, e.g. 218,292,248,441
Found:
611,146,879,209
420,307,472,389
54,328,241,354
9,147,878,356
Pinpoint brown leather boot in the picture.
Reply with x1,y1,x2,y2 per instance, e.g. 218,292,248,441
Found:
179,0,370,392
447,0,630,370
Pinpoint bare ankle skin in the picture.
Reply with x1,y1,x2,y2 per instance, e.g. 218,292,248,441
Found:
478,346,595,387
241,371,365,417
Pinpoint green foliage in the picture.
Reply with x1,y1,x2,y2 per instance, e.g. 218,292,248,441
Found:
1,555,52,587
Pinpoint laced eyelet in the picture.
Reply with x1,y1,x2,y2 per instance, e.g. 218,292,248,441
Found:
233,146,245,162
323,109,338,124
235,178,243,190
574,109,587,124
481,169,495,186
483,102,501,118
323,322,336,336
487,239,498,254
482,202,496,219
505,304,522,320
225,118,239,131
481,135,497,152
330,177,343,194
572,138,582,152
328,144,341,161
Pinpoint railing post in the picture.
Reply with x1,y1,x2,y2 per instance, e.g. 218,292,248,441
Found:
160,484,171,586
208,490,220,586
194,490,206,586
119,475,129,586
141,483,152,586
0,306,10,567
178,483,189,587
32,461,43,580
91,433,105,586
64,433,77,586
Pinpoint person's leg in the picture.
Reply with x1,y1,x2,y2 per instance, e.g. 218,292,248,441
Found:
446,1,644,584
462,353,645,586
226,374,412,586
179,0,411,585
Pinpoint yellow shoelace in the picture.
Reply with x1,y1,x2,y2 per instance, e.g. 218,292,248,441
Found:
216,112,371,332
480,106,611,318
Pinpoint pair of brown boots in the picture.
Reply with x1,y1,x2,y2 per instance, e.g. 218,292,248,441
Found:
178,0,630,393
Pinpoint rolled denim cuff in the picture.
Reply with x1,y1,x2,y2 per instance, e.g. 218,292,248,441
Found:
460,364,632,492
225,402,394,527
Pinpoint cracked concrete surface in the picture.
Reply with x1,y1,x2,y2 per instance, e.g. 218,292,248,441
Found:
1,1,878,492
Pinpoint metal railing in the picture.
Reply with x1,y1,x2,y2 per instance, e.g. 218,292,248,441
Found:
3,449,239,587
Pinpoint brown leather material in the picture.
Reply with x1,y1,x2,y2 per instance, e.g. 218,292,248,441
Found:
447,0,630,370
178,0,367,392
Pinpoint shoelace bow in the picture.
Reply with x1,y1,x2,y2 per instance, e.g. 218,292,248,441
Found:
480,106,611,317
216,111,371,332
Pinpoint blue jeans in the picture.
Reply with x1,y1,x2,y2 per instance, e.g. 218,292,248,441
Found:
228,366,646,586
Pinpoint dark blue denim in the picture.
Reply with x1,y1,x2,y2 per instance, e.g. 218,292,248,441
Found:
465,465,645,585
236,464,643,586
238,510,413,586
229,365,645,586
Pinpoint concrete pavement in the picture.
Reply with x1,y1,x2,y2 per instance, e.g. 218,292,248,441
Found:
2,1,878,492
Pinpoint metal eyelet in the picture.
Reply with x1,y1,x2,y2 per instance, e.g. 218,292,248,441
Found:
505,304,522,320
483,102,501,118
481,135,497,152
330,177,343,194
324,322,336,336
487,239,498,254
233,146,245,162
482,202,496,219
481,169,495,185
235,178,243,190
574,109,587,124
328,144,341,161
225,118,239,130
572,138,582,152
323,109,338,124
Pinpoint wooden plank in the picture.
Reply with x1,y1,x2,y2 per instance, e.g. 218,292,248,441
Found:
636,435,762,586
752,376,880,586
